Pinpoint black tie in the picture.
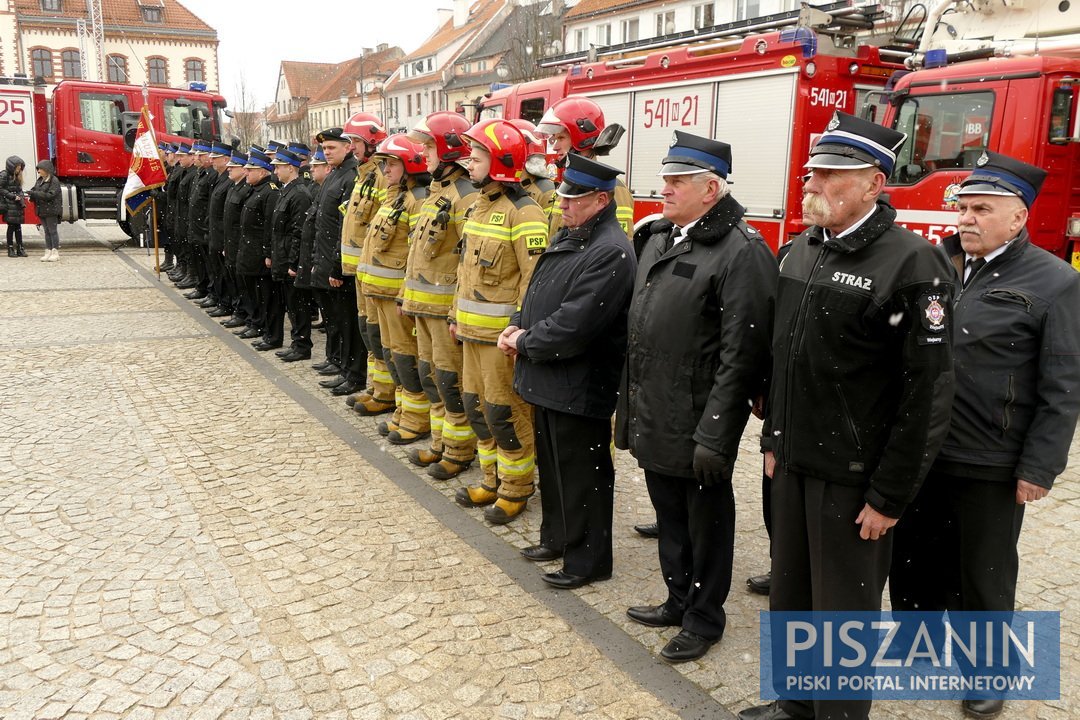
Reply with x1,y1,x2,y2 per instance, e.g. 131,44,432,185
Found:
964,257,986,287
664,226,681,252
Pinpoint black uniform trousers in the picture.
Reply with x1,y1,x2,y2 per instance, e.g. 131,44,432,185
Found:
239,274,264,330
331,277,366,383
262,279,287,347
770,467,893,720
206,249,226,306
534,407,614,579
223,265,246,321
889,469,1025,613
190,240,209,293
645,469,735,642
315,290,340,366
285,280,313,353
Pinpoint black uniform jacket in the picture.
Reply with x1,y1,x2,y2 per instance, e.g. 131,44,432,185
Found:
187,168,213,245
173,166,196,242
615,194,778,479
236,176,279,276
310,155,358,291
294,195,320,291
207,170,232,255
164,164,180,233
270,181,313,282
935,230,1080,488
763,201,955,518
511,201,637,419
223,180,251,267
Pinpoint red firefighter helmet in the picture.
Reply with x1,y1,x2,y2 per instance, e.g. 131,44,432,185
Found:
509,119,545,157
343,111,388,147
463,119,528,183
537,96,606,152
373,134,427,175
408,112,472,162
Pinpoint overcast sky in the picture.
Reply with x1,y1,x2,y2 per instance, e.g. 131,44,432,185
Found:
177,0,452,109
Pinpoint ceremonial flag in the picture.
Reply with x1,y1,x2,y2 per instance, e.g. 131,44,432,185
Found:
121,105,166,216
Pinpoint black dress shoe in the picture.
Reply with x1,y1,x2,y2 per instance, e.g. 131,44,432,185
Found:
626,604,683,628
311,359,332,370
634,522,660,539
222,317,246,328
279,350,311,362
541,570,610,590
331,379,363,396
183,289,205,299
207,307,231,317
198,296,218,308
521,545,562,562
237,328,262,339
660,629,716,663
962,699,1004,719
319,375,346,389
736,701,803,720
177,280,198,290
275,348,292,357
317,364,343,376
253,342,282,352
747,572,771,595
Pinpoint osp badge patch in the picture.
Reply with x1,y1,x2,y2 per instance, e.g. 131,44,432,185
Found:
917,291,949,345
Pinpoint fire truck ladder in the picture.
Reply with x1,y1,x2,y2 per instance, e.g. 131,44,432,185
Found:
539,0,888,68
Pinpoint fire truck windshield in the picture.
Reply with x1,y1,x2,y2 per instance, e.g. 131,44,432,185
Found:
163,97,210,139
889,91,995,185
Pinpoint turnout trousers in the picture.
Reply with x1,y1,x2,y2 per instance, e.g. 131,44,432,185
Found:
358,286,394,401
770,467,893,720
372,296,429,435
413,315,475,465
535,407,614,579
461,341,535,501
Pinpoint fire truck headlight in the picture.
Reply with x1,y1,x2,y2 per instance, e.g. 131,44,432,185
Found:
805,61,817,78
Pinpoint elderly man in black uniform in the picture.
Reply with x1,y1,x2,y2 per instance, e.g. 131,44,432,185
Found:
221,150,253,331
890,152,1080,720
498,154,636,589
205,141,234,319
172,143,198,290
268,148,313,360
186,141,215,302
616,131,777,663
310,128,363,397
236,149,279,346
740,112,956,720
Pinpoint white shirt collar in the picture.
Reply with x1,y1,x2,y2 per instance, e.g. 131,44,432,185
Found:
822,204,878,243
673,217,700,246
966,239,1012,266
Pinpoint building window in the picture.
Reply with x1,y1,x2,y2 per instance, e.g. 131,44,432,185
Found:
596,24,611,46
655,11,675,35
622,18,639,43
185,59,205,83
426,58,433,72
694,3,715,29
407,94,412,117
416,93,422,115
30,49,52,79
147,57,167,85
573,28,586,52
141,6,164,23
736,0,760,21
41,0,62,11
478,59,487,71
106,55,127,83
61,49,81,79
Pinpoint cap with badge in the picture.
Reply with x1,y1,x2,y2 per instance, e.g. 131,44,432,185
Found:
266,140,284,154
310,146,328,165
805,111,906,175
660,131,733,178
957,150,1047,208
226,150,248,168
287,142,311,158
556,154,622,198
270,148,303,168
192,140,212,155
208,141,232,158
316,127,350,144
175,142,192,155
245,149,273,172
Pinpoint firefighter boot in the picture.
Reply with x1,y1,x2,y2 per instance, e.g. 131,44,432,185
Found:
387,427,430,446
455,484,497,508
427,457,471,481
408,447,442,467
353,395,395,416
377,417,399,437
484,498,528,525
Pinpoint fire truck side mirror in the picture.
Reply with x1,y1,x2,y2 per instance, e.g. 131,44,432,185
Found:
197,117,214,141
121,111,140,152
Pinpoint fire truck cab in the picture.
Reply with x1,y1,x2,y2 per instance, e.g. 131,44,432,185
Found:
881,0,1080,269
0,77,227,233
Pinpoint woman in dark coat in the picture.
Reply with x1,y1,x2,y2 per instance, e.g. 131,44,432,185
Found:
0,156,27,257
28,160,62,262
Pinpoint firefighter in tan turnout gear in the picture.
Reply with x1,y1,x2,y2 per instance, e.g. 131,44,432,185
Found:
359,134,431,445
451,119,549,524
536,96,634,240
338,112,390,415
403,112,479,480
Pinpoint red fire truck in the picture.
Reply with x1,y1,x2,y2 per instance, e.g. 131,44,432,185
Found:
0,77,228,233
878,0,1080,269
479,2,904,249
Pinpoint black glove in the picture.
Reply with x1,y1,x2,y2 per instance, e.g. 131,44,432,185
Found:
693,443,729,487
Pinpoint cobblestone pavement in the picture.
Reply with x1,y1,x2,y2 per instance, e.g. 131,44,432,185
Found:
0,227,1075,719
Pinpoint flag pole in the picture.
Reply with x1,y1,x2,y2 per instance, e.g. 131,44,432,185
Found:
151,196,161,279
